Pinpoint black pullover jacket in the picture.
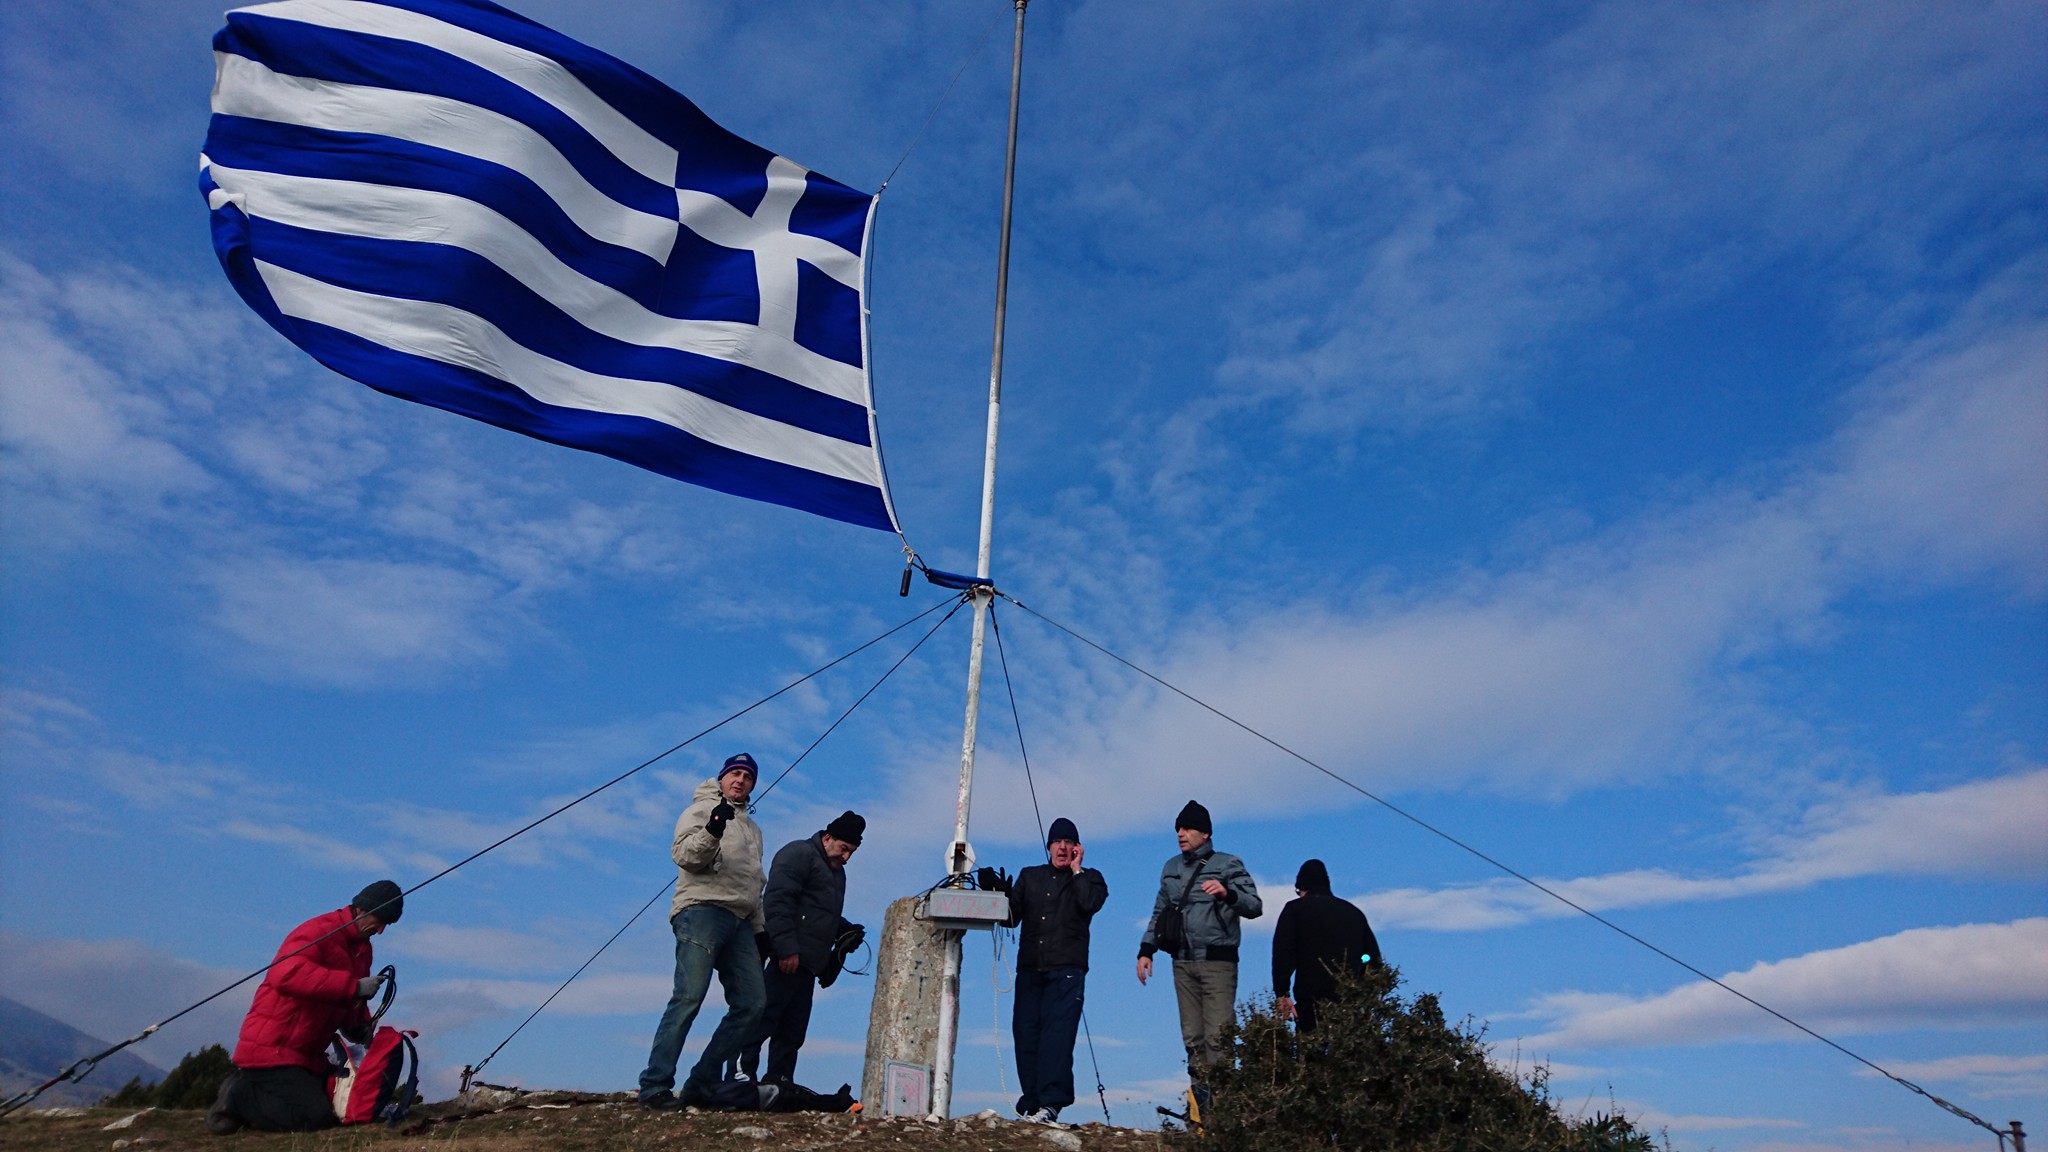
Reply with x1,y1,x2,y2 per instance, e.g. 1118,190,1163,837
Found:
1272,890,1382,1004
1005,862,1108,972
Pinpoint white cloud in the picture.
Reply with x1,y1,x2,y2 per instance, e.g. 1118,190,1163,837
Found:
0,931,250,1067
0,687,692,885
1188,0,2045,435
0,255,213,535
1861,1053,2048,1100
383,924,584,975
201,554,507,688
1518,919,2048,1051
0,245,706,688
931,281,2048,849
1355,766,2048,930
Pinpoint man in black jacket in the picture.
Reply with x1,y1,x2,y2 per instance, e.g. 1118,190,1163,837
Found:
1271,858,1381,1033
986,816,1107,1126
737,811,865,1084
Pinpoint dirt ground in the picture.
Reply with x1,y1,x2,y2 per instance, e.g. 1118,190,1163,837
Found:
0,1094,1171,1152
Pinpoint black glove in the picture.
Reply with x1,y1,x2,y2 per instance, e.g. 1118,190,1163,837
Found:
842,923,866,951
706,799,735,839
975,866,1012,893
755,931,773,958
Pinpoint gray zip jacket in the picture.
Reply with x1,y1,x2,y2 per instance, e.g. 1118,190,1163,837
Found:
1138,842,1262,963
669,777,766,930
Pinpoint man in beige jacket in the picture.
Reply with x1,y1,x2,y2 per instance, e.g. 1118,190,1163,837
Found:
638,753,769,1109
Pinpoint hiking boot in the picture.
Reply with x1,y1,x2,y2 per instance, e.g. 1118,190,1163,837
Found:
638,1090,684,1111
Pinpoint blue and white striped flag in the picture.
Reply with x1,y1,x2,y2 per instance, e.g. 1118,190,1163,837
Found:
201,0,900,532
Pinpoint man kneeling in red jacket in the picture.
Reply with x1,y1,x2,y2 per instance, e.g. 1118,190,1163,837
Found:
207,881,402,1134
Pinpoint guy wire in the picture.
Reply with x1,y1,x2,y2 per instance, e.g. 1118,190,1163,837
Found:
466,880,670,1085
997,590,2012,1141
755,594,969,805
989,603,1114,1125
0,594,962,1117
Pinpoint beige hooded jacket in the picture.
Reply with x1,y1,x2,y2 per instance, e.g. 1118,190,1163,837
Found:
669,776,767,929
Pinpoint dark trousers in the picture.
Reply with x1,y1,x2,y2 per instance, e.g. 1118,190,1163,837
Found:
212,1065,337,1132
1013,966,1085,1115
737,961,816,1082
1295,995,1323,1033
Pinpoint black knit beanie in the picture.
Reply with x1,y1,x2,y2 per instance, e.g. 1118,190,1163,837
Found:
1047,816,1080,846
352,879,404,923
825,810,865,846
1295,859,1331,894
1175,800,1212,836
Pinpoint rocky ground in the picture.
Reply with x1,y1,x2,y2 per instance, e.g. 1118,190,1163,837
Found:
0,1094,1171,1152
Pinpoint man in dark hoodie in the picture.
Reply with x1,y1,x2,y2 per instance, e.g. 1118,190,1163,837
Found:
985,816,1108,1126
1138,801,1261,1080
1271,858,1381,1033
736,810,866,1085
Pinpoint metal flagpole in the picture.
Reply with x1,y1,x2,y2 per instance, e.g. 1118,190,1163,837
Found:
932,0,1029,1121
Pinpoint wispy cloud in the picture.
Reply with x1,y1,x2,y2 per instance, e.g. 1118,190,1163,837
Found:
1517,918,2048,1050
0,687,693,882
1859,1053,2048,1100
201,554,508,688
0,931,249,1067
1354,766,2048,930
933,272,2048,850
0,247,702,688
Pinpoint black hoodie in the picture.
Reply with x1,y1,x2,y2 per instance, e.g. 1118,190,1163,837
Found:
1272,886,1381,1004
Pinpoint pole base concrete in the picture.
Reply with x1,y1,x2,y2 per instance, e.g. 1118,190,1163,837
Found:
861,895,959,1115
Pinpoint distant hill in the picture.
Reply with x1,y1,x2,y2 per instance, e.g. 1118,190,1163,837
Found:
0,996,165,1108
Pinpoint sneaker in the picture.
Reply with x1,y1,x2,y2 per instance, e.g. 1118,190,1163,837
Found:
638,1090,684,1111
1023,1107,1070,1128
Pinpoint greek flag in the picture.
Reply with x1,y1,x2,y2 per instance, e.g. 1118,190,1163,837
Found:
200,0,900,532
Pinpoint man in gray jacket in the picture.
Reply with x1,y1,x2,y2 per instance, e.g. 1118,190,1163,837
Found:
736,810,866,1085
638,753,769,1110
1137,800,1261,1080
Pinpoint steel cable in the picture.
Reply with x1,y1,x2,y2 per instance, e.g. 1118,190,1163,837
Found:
0,595,962,1117
997,591,2012,1142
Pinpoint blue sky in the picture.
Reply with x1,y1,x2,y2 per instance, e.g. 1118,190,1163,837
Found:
2,0,2043,1146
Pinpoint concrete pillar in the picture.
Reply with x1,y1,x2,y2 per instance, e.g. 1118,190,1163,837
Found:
861,896,958,1115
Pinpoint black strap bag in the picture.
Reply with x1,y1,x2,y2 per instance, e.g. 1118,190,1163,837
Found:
1150,864,1207,957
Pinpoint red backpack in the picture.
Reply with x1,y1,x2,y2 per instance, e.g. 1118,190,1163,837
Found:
329,1026,420,1125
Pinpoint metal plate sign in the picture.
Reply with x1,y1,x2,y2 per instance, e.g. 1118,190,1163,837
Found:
921,888,1011,926
883,1060,930,1117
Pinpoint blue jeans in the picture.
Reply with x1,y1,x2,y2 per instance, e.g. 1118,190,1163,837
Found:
639,905,765,1102
1013,966,1085,1115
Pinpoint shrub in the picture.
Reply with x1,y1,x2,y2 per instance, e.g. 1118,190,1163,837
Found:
1168,965,1664,1152
98,1045,236,1110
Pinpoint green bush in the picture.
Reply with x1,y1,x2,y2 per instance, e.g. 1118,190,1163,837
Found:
98,1045,236,1110
1168,965,1665,1152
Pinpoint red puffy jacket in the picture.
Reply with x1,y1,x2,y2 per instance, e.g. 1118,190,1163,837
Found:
232,907,373,1072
